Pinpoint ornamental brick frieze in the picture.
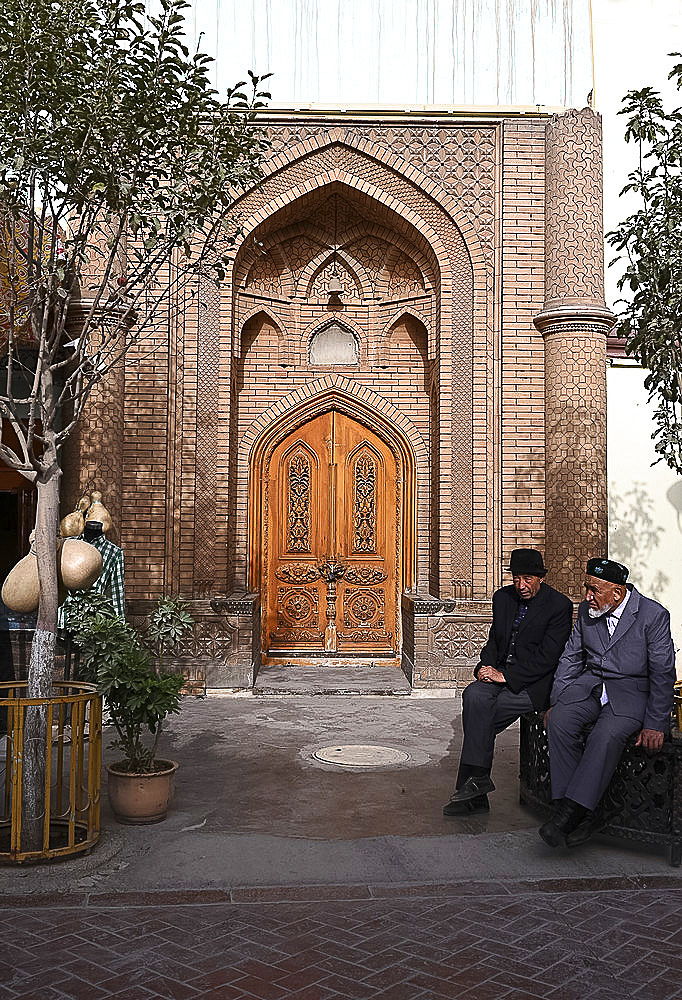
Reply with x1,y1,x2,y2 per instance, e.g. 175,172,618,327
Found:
127,606,238,668
193,275,221,595
129,595,260,689
170,617,240,665
543,329,608,597
264,124,497,258
427,617,492,662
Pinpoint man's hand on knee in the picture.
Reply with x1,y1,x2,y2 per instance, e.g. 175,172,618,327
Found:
543,707,552,729
478,666,505,684
635,728,664,752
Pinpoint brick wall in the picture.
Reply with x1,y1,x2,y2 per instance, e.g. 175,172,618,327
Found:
68,109,609,686
499,119,547,573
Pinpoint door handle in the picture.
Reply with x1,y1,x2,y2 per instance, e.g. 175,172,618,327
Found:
317,556,346,582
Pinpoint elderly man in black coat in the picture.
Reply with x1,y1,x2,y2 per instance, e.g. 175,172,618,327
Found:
444,548,573,816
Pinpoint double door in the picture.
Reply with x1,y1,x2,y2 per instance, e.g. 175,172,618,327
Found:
264,410,399,656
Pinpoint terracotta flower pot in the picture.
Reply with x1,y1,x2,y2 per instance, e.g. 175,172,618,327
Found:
106,760,178,824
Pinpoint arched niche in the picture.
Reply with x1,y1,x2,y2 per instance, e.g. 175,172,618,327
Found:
239,308,292,368
309,321,359,366
378,311,430,380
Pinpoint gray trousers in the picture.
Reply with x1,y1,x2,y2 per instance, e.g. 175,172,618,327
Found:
547,688,641,811
460,680,534,776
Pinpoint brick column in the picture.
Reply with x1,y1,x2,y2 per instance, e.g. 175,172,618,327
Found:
533,109,615,599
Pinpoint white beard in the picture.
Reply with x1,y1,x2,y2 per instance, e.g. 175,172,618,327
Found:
588,603,614,619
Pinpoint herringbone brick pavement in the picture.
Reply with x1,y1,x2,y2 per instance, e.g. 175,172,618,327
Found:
3,885,682,1000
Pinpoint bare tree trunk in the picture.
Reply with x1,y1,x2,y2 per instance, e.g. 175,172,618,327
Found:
22,463,60,852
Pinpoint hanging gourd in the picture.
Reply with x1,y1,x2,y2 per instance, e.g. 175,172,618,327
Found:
85,490,112,534
1,533,40,613
59,537,103,591
59,494,90,538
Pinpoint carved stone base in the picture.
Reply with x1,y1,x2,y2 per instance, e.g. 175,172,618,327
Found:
127,594,260,690
126,592,490,692
402,593,491,688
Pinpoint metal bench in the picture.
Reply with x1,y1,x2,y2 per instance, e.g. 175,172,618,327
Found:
519,711,682,866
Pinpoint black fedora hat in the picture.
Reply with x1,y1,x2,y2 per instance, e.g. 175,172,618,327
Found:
508,548,547,577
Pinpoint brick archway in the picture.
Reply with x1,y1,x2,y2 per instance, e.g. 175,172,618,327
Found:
219,145,482,596
247,386,420,659
245,376,424,597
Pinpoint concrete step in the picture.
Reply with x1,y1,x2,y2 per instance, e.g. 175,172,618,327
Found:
253,660,412,695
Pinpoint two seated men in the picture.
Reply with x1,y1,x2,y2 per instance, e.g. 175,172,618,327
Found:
444,549,677,848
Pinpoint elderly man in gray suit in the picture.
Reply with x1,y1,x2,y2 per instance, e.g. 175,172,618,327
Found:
540,557,676,848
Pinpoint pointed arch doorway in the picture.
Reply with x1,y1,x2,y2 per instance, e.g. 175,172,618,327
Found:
252,406,412,660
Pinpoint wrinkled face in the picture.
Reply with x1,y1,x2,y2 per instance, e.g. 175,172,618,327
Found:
512,574,543,600
584,575,626,617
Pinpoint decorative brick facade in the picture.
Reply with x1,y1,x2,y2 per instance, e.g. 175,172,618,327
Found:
66,107,612,689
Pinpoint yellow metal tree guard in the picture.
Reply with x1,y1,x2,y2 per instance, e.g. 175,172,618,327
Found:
0,681,101,863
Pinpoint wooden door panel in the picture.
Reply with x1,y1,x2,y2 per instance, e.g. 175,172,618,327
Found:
266,414,330,652
264,410,399,657
335,419,396,655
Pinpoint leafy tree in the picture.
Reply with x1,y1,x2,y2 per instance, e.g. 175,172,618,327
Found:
0,0,270,847
608,55,682,474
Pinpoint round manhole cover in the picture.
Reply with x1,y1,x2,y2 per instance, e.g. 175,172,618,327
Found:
312,744,411,767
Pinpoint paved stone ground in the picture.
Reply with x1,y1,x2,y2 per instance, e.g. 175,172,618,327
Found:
4,696,682,998
4,882,682,999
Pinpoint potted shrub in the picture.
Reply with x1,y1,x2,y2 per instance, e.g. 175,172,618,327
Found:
68,595,192,823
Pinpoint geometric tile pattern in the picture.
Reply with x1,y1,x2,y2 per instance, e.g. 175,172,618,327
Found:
544,328,607,598
267,125,497,257
4,886,682,999
193,274,221,595
539,109,610,599
544,109,605,310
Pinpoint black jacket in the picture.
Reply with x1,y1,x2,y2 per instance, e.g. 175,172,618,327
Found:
475,582,573,710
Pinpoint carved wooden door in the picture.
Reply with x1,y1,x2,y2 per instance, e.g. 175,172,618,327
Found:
265,410,399,657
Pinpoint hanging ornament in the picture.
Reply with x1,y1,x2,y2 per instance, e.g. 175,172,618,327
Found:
59,538,103,591
85,490,113,534
59,494,90,538
1,532,39,613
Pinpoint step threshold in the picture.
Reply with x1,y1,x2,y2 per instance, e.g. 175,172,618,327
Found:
253,660,412,696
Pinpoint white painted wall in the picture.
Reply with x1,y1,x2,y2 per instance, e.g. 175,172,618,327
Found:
593,1,682,662
174,0,593,108
592,0,682,306
607,367,682,657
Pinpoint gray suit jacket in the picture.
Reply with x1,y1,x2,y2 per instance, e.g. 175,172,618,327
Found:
550,586,676,732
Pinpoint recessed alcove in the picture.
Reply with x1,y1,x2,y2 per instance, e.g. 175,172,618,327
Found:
309,322,359,366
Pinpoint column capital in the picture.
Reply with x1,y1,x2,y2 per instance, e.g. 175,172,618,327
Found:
533,304,616,338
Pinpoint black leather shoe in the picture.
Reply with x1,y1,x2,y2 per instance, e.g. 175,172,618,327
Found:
539,799,585,848
565,812,601,847
448,775,495,802
443,794,490,816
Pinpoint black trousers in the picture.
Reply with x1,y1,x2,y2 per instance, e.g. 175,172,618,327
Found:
458,679,534,783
